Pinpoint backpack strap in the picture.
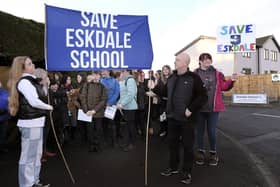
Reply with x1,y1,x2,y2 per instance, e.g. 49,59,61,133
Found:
124,77,134,86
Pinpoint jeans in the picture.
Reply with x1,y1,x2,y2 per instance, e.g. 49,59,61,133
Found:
18,127,43,187
196,112,219,152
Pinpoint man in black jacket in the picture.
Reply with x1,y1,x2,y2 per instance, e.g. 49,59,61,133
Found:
152,53,207,185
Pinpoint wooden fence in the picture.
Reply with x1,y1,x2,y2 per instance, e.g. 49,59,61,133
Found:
224,74,280,101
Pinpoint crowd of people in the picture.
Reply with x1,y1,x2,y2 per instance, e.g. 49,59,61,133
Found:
0,52,238,186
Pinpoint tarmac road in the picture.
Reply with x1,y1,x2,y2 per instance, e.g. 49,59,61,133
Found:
219,105,280,187
2,105,278,187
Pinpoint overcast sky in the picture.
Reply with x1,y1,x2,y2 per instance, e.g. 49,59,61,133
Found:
1,0,280,71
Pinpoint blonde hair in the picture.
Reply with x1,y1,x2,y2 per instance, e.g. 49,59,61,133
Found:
7,56,29,116
34,68,47,79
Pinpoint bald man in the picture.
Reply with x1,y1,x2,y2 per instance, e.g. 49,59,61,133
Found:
174,53,191,75
155,53,208,185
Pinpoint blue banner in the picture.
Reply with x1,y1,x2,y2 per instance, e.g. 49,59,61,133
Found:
45,5,153,71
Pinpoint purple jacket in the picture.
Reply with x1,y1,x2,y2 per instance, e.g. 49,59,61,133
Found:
195,67,234,112
0,88,10,122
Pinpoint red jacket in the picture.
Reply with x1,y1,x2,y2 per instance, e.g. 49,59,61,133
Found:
214,70,234,111
195,67,234,112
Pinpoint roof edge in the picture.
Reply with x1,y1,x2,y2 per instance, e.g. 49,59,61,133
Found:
175,35,216,56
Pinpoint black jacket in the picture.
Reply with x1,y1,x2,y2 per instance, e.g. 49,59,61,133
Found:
154,70,208,122
17,76,47,119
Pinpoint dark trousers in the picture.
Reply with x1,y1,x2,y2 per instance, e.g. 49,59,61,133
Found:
168,118,195,174
135,109,146,135
114,110,123,139
52,110,64,144
123,110,136,145
103,118,116,145
86,118,103,147
77,120,88,142
0,120,8,149
43,115,51,151
160,120,168,133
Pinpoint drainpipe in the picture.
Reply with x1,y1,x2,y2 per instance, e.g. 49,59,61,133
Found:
257,47,260,74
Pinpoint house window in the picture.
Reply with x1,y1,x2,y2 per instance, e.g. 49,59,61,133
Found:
242,52,251,58
271,50,277,61
264,49,269,60
241,68,251,75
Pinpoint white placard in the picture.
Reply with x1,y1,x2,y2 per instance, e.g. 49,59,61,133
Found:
217,24,256,53
104,105,117,120
78,109,92,122
159,112,167,122
232,94,267,104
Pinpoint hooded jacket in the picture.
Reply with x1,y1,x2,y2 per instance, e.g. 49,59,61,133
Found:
194,66,234,112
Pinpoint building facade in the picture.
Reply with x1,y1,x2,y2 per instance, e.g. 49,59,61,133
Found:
176,35,280,76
